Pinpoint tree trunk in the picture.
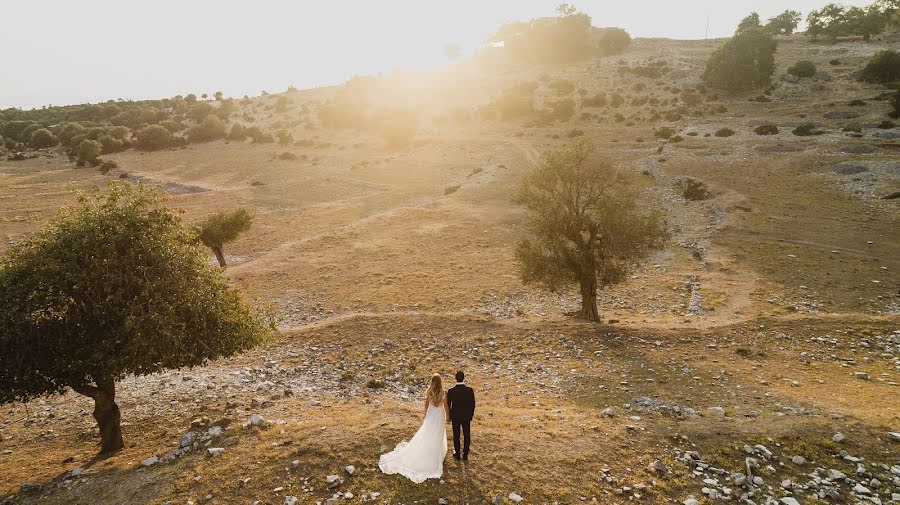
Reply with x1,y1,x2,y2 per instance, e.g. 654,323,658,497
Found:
212,246,226,268
75,379,124,453
578,276,600,322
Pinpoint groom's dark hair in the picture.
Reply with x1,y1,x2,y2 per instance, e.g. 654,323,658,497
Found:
455,370,464,382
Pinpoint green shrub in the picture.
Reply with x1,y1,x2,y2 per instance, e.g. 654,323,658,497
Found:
29,128,58,148
55,123,86,146
788,60,817,78
98,134,124,154
715,127,735,137
654,126,675,139
187,115,226,143
754,124,779,135
550,99,576,121
703,28,777,91
792,122,822,136
596,27,631,56
136,125,173,151
860,50,900,84
76,139,102,166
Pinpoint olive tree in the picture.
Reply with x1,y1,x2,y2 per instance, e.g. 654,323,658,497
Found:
702,28,777,91
514,140,667,321
765,10,802,34
0,183,269,453
198,208,253,267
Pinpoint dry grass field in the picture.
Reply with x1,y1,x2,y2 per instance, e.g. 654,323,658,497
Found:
1,34,898,504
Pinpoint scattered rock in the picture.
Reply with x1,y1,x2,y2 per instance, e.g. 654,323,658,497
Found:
832,432,845,443
508,492,523,503
207,448,225,457
141,456,159,467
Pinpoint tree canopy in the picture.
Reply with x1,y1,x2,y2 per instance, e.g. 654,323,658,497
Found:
0,183,269,452
514,140,667,321
199,208,254,267
702,28,777,91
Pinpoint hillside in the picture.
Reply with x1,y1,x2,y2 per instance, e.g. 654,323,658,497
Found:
1,34,899,505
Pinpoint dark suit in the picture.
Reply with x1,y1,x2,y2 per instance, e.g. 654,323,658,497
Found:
446,383,475,458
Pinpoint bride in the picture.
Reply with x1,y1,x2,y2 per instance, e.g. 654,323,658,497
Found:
378,374,449,483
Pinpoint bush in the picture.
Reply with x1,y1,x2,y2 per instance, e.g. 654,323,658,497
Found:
29,128,58,148
276,129,293,145
654,127,675,139
674,177,711,201
55,123,86,146
754,124,779,135
187,115,227,143
792,122,822,136
715,127,735,137
860,50,900,84
99,160,118,174
229,123,247,141
246,127,274,144
550,99,576,121
76,139,102,166
492,82,537,120
549,79,575,95
136,125,173,151
596,27,631,56
160,120,185,133
877,120,896,129
98,134,124,154
582,93,607,107
788,60,817,78
703,28,777,91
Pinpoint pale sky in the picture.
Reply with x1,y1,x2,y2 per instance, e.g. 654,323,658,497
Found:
1,0,871,109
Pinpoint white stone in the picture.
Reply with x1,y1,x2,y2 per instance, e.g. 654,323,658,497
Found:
707,406,726,418
853,483,871,495
207,426,223,437
141,456,159,467
508,492,523,503
779,498,800,505
683,499,699,505
791,455,806,465
345,465,356,475
284,497,298,505
832,432,845,443
207,447,225,457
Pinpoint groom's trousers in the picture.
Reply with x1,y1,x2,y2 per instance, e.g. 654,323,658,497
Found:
452,420,471,457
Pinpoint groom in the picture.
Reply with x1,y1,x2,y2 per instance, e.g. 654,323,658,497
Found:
446,370,475,461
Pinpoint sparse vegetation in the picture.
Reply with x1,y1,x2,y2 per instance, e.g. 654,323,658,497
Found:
754,124,779,135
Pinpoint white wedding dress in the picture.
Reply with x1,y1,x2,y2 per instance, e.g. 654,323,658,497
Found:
378,403,448,483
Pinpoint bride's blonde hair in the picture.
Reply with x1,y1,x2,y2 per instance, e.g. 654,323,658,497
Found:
426,374,443,405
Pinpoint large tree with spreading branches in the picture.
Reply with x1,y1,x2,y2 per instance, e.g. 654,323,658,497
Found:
0,183,270,453
514,140,667,322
